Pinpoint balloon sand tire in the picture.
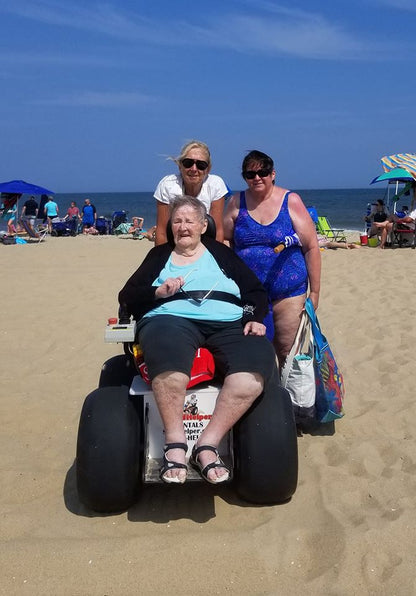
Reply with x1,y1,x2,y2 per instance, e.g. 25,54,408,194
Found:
98,354,136,388
76,386,143,512
233,370,298,504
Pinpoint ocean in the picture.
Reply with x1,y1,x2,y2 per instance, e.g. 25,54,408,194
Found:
2,187,396,234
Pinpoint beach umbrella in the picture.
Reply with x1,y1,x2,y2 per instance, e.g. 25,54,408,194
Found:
0,180,54,224
380,153,416,180
370,168,415,184
0,179,54,195
371,165,415,213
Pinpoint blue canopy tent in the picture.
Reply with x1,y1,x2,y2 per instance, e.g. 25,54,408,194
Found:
0,180,54,195
0,180,55,224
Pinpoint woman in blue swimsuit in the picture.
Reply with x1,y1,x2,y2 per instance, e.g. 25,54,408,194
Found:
224,150,321,367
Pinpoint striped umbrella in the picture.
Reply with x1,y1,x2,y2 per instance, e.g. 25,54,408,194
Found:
381,153,416,180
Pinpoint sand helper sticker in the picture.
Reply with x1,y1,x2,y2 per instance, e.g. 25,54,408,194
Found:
183,394,212,443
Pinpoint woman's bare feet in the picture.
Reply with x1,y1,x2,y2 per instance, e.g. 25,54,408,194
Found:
160,442,188,484
190,444,230,484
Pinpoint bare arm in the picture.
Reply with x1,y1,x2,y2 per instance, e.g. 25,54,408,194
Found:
155,202,170,245
209,197,225,242
396,215,414,225
288,193,321,309
223,193,240,245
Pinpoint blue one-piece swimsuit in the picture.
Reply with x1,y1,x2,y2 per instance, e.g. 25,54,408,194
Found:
234,191,308,302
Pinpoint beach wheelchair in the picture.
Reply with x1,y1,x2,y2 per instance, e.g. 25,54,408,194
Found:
75,216,298,513
76,319,298,513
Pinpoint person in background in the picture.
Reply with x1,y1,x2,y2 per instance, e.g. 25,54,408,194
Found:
153,140,228,245
394,205,409,218
66,201,80,220
382,206,416,248
4,203,17,234
224,150,321,368
365,199,389,245
128,216,144,234
44,196,59,233
138,225,157,241
21,196,39,230
81,198,97,233
318,236,360,249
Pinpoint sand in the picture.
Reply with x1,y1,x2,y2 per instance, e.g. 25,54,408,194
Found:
1,233,415,596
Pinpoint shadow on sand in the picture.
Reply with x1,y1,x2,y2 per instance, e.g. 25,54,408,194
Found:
63,461,286,522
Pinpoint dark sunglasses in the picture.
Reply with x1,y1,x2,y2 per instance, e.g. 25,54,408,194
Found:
243,169,271,179
181,158,209,171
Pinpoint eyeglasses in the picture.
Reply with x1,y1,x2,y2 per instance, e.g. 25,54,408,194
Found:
243,168,272,180
243,169,271,179
181,158,209,171
180,272,219,304
180,284,219,304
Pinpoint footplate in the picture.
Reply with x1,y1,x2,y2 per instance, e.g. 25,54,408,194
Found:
144,453,233,483
130,376,233,484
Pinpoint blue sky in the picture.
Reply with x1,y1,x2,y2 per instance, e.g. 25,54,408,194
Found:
1,0,415,192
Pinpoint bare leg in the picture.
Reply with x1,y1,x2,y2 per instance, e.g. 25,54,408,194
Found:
272,294,305,369
195,371,264,482
379,221,393,248
152,370,189,482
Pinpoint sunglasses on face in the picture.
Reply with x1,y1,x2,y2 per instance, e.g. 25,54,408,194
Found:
181,158,209,171
243,169,272,180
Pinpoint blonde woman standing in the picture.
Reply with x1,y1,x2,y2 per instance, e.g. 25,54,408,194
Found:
154,140,228,245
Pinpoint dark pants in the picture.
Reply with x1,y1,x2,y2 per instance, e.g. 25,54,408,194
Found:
137,315,276,382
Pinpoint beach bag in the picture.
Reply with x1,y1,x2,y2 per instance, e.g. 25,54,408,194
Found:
1,235,16,245
304,298,345,423
281,311,316,422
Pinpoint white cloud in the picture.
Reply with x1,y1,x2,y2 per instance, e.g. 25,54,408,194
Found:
0,0,156,41
0,0,412,60
373,0,416,10
31,90,154,107
0,51,117,67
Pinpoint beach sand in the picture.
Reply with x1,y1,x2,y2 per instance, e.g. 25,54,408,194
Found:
1,234,415,596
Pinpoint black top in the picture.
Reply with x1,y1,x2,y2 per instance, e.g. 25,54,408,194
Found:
23,198,38,216
373,212,387,223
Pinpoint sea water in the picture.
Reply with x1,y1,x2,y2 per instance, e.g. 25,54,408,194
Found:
2,187,395,233
53,187,389,231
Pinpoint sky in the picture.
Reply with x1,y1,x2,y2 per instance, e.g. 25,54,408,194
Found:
1,0,416,192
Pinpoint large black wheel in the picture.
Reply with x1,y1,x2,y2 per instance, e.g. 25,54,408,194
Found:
98,353,136,388
76,386,144,512
233,367,298,504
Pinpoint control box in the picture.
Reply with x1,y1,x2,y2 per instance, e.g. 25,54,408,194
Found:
104,321,136,343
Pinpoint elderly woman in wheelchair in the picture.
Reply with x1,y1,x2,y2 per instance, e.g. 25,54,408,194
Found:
118,195,279,485
76,194,298,511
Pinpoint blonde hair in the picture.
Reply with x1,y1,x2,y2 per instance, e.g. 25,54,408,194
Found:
173,140,211,167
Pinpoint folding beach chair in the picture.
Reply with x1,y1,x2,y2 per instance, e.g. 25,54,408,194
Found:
19,218,47,243
392,223,416,249
306,206,318,225
316,216,347,243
